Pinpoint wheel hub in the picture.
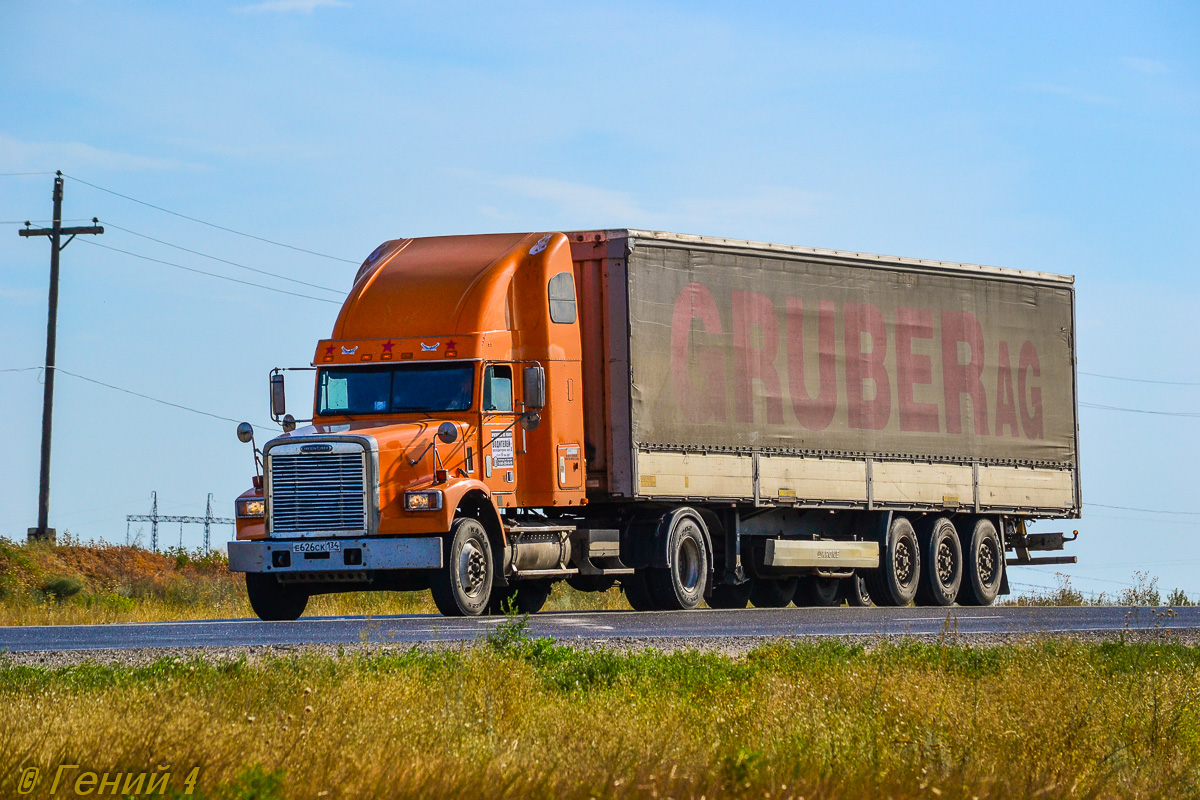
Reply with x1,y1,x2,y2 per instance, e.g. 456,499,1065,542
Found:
458,540,488,598
978,539,997,585
895,539,914,584
936,540,956,584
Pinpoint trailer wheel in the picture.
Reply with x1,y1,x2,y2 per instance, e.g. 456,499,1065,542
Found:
246,573,308,621
488,579,552,615
707,581,752,609
865,515,921,606
430,517,494,617
958,518,1003,606
749,577,798,608
794,577,841,607
621,570,660,611
916,517,963,607
647,516,709,610
839,574,874,607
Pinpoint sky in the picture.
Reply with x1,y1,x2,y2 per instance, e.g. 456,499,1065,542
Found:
0,0,1197,600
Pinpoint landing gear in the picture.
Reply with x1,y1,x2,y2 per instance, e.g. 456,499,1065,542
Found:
916,517,962,607
865,515,921,607
246,573,308,621
431,518,494,617
958,518,1003,606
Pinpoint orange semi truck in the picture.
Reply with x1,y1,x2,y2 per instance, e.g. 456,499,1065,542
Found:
228,230,1080,619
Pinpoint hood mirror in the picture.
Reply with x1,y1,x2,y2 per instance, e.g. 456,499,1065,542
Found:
520,411,541,431
236,422,255,444
436,421,459,444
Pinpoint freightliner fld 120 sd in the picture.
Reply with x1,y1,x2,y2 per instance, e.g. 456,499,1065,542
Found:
229,230,1080,619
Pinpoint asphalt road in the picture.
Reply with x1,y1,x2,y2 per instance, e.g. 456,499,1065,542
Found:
0,605,1194,652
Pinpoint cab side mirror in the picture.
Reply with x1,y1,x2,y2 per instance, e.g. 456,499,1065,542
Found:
270,372,286,418
523,364,546,410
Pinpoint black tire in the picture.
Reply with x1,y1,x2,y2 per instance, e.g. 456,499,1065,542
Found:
794,576,841,607
246,573,308,621
647,515,709,610
958,518,1004,606
749,577,798,608
865,515,921,607
915,517,963,607
707,581,752,609
839,574,874,607
430,518,494,617
488,579,552,615
622,569,660,611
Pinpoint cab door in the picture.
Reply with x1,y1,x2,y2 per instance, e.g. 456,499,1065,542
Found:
480,363,518,506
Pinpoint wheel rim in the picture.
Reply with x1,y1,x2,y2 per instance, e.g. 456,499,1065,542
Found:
977,537,998,586
894,537,915,586
457,538,488,598
936,539,956,586
677,535,701,592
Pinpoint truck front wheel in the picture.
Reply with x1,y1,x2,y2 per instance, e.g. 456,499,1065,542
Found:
245,573,308,621
431,518,494,617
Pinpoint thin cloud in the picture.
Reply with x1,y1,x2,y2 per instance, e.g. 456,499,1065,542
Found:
1026,83,1115,106
1122,57,1169,75
235,0,349,14
0,134,204,173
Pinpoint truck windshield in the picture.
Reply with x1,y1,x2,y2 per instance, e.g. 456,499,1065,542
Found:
317,363,475,416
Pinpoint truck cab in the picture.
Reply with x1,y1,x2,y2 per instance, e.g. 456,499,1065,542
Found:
229,232,593,618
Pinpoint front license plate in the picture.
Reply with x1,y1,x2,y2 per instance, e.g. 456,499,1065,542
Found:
292,541,343,554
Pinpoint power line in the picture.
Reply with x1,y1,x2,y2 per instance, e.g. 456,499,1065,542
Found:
62,173,358,264
53,366,276,429
1080,371,1200,387
1079,401,1200,418
0,171,56,177
80,239,341,304
101,219,343,294
1087,502,1200,517
0,367,41,373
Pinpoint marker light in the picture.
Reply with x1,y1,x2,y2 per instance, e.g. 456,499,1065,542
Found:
405,490,444,511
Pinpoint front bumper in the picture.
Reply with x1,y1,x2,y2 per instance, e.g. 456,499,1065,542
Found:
228,536,442,574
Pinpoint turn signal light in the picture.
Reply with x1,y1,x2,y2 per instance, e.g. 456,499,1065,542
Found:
434,468,448,484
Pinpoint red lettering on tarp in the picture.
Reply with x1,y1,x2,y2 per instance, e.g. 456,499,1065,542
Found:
895,307,939,432
995,342,1019,437
670,282,726,422
1018,340,1044,439
732,291,784,424
845,302,890,430
941,311,989,436
785,297,837,430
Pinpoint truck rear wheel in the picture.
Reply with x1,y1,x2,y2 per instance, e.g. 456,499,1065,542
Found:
916,517,962,607
488,579,552,615
431,518,494,617
647,516,709,610
865,515,921,607
958,518,1003,606
794,576,841,607
245,573,308,621
749,577,798,608
707,581,752,609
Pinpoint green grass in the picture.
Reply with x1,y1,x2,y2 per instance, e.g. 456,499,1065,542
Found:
3,633,1200,799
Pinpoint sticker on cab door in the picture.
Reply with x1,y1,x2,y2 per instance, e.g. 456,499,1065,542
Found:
490,428,514,469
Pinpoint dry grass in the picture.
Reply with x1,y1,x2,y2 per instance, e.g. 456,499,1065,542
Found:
2,632,1199,799
0,538,627,626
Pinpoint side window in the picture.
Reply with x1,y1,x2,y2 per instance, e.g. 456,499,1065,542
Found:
482,365,513,412
548,271,577,324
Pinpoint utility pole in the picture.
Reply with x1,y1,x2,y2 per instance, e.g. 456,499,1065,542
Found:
19,171,103,545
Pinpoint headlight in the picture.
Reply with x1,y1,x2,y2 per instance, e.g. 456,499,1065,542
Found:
405,490,443,511
237,498,266,518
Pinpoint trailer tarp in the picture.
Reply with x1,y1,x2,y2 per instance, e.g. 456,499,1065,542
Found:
627,242,1076,467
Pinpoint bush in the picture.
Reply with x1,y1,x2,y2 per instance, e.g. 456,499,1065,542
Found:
40,575,83,602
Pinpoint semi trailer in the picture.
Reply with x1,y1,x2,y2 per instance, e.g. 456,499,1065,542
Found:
228,230,1080,619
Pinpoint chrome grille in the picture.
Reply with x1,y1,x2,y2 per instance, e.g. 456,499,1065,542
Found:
269,448,367,535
